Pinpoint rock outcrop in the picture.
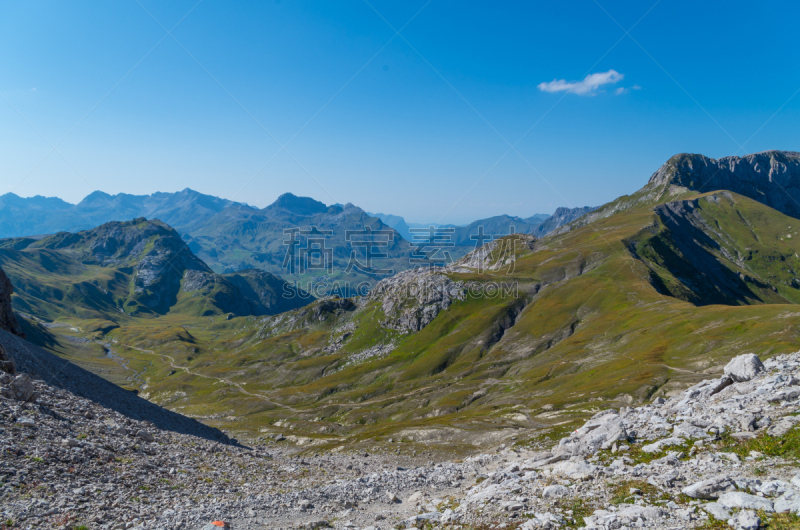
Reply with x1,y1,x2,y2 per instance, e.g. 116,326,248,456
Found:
368,269,467,333
724,352,766,382
0,266,23,374
648,150,800,218
0,266,23,338
550,150,800,237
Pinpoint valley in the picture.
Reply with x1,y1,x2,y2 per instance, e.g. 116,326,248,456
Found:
4,150,800,529
3,151,800,454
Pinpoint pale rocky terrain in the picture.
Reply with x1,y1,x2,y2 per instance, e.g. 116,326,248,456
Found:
3,345,800,529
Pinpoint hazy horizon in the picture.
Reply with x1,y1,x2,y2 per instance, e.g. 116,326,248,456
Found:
2,1,798,225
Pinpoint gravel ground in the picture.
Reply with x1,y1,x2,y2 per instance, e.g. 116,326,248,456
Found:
2,350,800,529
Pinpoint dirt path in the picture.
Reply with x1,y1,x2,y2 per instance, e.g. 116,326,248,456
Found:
120,344,300,412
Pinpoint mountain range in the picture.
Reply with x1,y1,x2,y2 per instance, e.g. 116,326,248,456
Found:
3,150,800,446
0,188,597,293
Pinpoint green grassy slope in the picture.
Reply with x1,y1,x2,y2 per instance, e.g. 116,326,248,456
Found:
19,189,800,449
0,218,311,321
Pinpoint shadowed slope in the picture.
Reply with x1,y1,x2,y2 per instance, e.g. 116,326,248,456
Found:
0,328,235,444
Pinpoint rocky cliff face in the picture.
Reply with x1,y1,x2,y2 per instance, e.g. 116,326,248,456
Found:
0,267,23,373
648,150,800,218
367,268,468,333
0,267,22,338
551,150,800,237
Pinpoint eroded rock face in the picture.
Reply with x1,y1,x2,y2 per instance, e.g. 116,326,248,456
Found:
368,269,467,333
0,267,23,374
648,150,800,218
0,267,23,338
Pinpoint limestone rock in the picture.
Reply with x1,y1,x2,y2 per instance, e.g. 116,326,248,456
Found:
0,373,37,402
542,485,569,499
728,510,760,530
725,353,766,382
682,475,736,499
702,502,731,521
718,491,774,512
136,429,155,442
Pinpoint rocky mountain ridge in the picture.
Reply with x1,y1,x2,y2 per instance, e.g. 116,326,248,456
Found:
2,188,597,291
648,150,800,218
551,150,800,237
0,188,240,239
533,206,597,236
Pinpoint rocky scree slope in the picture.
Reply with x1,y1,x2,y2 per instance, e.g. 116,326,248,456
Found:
3,352,800,529
0,328,232,443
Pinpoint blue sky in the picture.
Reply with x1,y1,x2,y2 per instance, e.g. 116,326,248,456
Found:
1,1,799,224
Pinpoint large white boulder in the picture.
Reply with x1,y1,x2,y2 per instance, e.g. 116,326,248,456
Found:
724,353,765,382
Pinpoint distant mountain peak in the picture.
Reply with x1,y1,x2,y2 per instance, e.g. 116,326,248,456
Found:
268,193,328,216
81,190,113,202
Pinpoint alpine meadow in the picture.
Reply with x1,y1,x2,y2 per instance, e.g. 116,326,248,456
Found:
2,2,800,529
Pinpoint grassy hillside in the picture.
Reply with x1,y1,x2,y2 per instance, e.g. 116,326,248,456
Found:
0,218,310,321
14,189,800,451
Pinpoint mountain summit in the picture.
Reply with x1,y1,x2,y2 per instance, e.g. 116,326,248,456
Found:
267,193,328,216
648,150,800,217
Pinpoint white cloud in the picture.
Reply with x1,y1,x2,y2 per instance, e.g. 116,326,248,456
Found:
538,69,624,96
616,84,642,95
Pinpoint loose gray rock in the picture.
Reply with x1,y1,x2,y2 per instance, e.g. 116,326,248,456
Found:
718,491,774,512
682,475,736,499
542,484,570,499
1,373,37,401
728,510,760,530
136,429,155,442
774,490,800,513
702,502,731,521
724,353,765,382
